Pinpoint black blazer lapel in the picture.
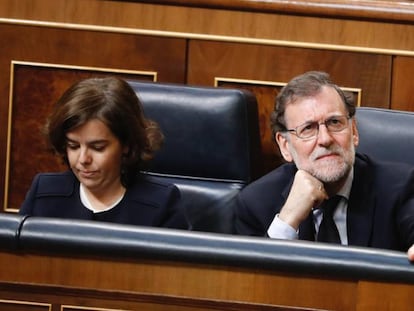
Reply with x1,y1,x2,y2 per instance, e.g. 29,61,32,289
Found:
347,154,376,247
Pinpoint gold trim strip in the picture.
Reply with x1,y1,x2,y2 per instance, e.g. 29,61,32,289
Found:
215,77,362,107
0,298,51,309
1,17,414,57
61,305,128,311
4,61,15,213
215,77,287,87
9,60,158,79
4,60,157,212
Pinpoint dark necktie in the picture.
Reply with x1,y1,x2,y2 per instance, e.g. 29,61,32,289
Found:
317,195,342,244
298,214,315,241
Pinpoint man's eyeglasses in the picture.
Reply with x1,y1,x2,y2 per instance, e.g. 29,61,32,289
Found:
285,115,351,140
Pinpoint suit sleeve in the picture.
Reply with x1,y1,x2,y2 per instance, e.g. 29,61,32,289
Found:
235,190,269,236
395,168,414,250
159,184,190,230
19,174,40,216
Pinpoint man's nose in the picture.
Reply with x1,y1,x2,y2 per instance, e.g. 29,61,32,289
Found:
316,123,334,143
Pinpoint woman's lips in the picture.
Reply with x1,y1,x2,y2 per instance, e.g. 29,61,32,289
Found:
78,170,97,178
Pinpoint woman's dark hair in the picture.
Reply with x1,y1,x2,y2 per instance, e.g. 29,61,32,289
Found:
46,77,163,186
270,71,356,139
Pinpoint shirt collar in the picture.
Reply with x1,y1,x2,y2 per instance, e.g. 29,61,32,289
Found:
336,166,353,200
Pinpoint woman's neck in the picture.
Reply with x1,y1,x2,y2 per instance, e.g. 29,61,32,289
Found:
81,183,126,212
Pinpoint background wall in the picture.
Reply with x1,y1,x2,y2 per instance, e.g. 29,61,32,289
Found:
1,0,414,212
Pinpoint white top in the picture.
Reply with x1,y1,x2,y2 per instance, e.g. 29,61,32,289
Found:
80,184,125,213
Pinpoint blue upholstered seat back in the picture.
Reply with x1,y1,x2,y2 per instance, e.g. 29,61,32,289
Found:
129,81,261,182
128,81,262,233
356,107,414,166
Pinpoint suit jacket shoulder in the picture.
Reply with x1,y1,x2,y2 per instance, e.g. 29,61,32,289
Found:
350,153,414,250
236,163,297,235
31,171,77,197
19,171,188,230
125,173,180,209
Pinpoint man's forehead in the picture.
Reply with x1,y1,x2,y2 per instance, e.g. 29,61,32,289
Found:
284,90,346,124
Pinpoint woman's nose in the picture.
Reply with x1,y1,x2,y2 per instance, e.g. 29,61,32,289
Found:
79,148,91,164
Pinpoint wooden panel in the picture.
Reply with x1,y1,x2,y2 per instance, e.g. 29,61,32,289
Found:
3,62,157,213
216,80,284,176
101,0,414,23
188,40,391,106
2,247,414,311
356,281,414,310
0,23,187,211
188,40,391,174
0,251,357,311
3,0,414,52
0,283,318,311
391,56,414,112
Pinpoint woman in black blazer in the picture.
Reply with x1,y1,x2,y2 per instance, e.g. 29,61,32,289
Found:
20,77,188,230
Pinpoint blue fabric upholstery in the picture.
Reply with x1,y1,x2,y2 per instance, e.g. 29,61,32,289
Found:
128,81,262,233
356,107,414,166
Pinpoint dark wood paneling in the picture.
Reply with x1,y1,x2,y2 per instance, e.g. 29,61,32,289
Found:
188,40,392,174
391,56,414,112
1,248,413,311
0,282,314,311
188,40,391,106
0,251,358,311
0,23,187,211
2,0,414,52
5,63,156,212
216,81,284,176
124,0,414,23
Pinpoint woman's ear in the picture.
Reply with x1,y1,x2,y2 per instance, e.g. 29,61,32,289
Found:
275,132,293,162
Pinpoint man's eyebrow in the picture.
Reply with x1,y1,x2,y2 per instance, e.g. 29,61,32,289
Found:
296,119,316,126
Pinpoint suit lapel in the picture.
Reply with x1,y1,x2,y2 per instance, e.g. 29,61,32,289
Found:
347,155,376,247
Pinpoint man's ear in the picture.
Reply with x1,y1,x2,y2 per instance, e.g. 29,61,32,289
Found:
351,118,359,147
275,132,293,162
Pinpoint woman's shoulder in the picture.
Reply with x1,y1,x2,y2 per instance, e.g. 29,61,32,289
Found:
31,171,78,196
131,173,177,188
125,173,179,204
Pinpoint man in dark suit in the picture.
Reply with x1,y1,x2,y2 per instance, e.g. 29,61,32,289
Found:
235,71,414,255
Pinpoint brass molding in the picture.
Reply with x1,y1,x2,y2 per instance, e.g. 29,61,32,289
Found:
1,18,414,57
61,305,127,311
215,76,362,107
0,299,51,310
